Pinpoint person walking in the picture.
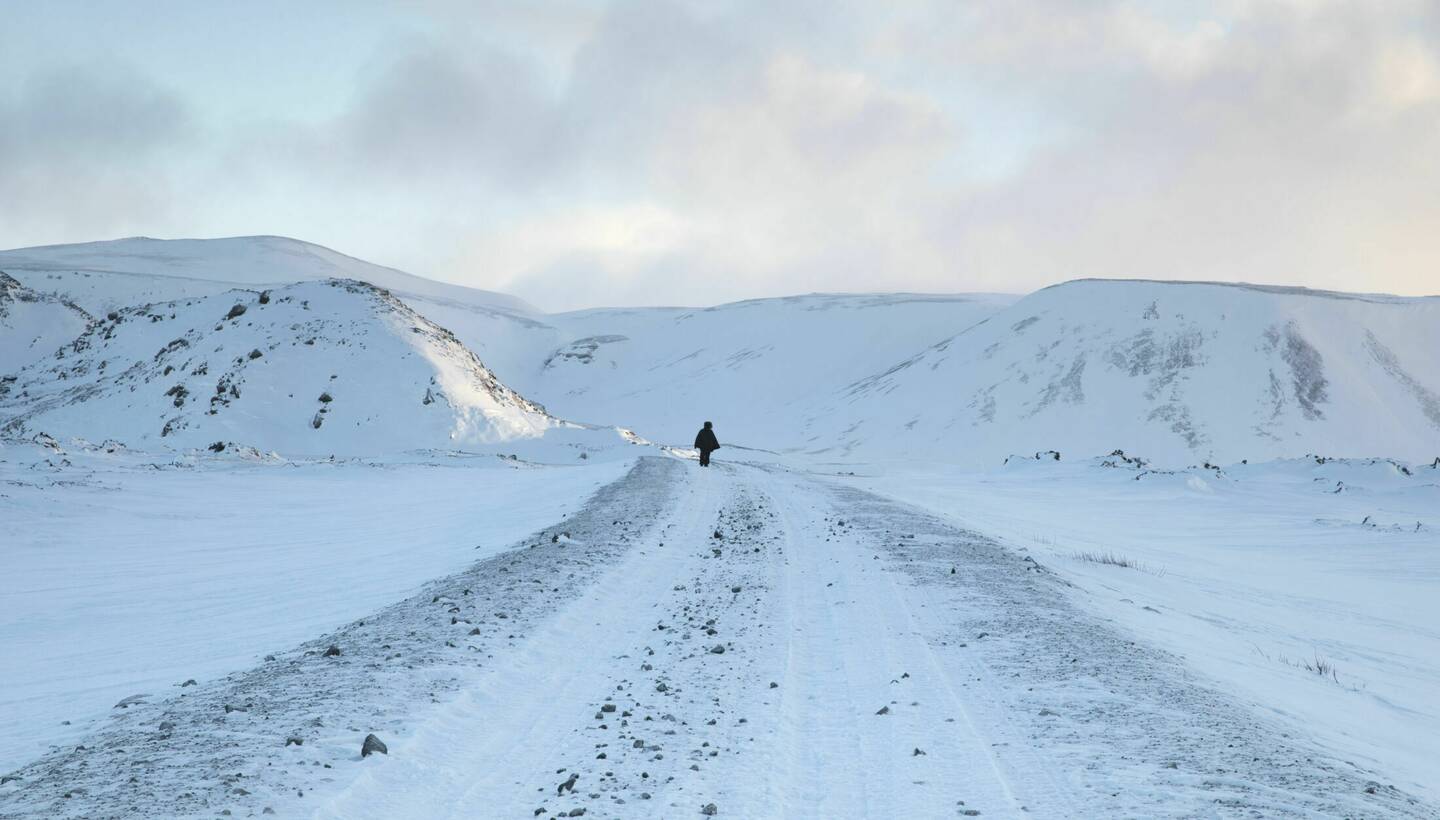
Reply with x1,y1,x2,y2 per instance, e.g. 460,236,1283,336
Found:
693,421,720,467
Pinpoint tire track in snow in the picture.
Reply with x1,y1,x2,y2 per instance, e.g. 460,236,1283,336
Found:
319,463,785,819
7,457,1435,819
808,472,1437,818
313,465,729,818
756,468,1049,818
0,458,686,820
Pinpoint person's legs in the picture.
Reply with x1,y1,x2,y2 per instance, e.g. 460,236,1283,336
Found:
699,449,710,466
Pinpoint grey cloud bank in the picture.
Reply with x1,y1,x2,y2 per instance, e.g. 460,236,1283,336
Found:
1,0,1436,309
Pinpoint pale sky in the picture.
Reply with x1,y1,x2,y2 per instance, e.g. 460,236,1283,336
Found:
1,0,1437,309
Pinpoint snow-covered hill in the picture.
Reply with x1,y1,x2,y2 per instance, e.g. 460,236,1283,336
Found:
807,279,1440,465
0,236,536,318
0,237,567,397
5,238,1440,817
4,237,1437,466
0,279,558,455
498,293,1016,449
0,272,91,372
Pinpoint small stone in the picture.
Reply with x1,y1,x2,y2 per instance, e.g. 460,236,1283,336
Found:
323,645,342,657
875,706,890,715
557,773,579,795
158,721,175,732
568,810,586,817
709,645,726,654
601,704,617,713
730,586,742,593
180,678,197,687
769,682,778,689
701,803,719,815
286,736,304,747
247,348,263,360
912,747,926,756
361,733,388,757
225,304,247,320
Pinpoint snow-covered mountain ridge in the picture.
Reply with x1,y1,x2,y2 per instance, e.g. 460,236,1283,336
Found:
2,236,1436,465
499,292,1017,449
0,279,557,455
0,235,536,318
804,278,1440,465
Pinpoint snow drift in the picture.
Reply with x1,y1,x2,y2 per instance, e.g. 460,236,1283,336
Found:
0,279,557,455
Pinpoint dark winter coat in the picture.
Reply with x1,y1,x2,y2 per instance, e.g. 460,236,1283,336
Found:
694,428,720,452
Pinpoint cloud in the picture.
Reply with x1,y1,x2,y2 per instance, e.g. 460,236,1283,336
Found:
402,0,1440,306
332,37,561,190
903,0,1440,294
0,60,194,241
2,1,1437,307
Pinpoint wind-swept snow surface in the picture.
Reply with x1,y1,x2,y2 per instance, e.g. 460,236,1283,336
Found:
847,454,1440,806
0,441,630,774
2,456,1434,818
0,279,557,455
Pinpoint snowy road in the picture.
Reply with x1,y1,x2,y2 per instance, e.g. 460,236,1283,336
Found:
2,457,1433,818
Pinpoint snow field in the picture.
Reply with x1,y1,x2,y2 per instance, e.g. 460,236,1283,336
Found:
7,457,1433,818
843,456,1440,804
0,446,630,775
